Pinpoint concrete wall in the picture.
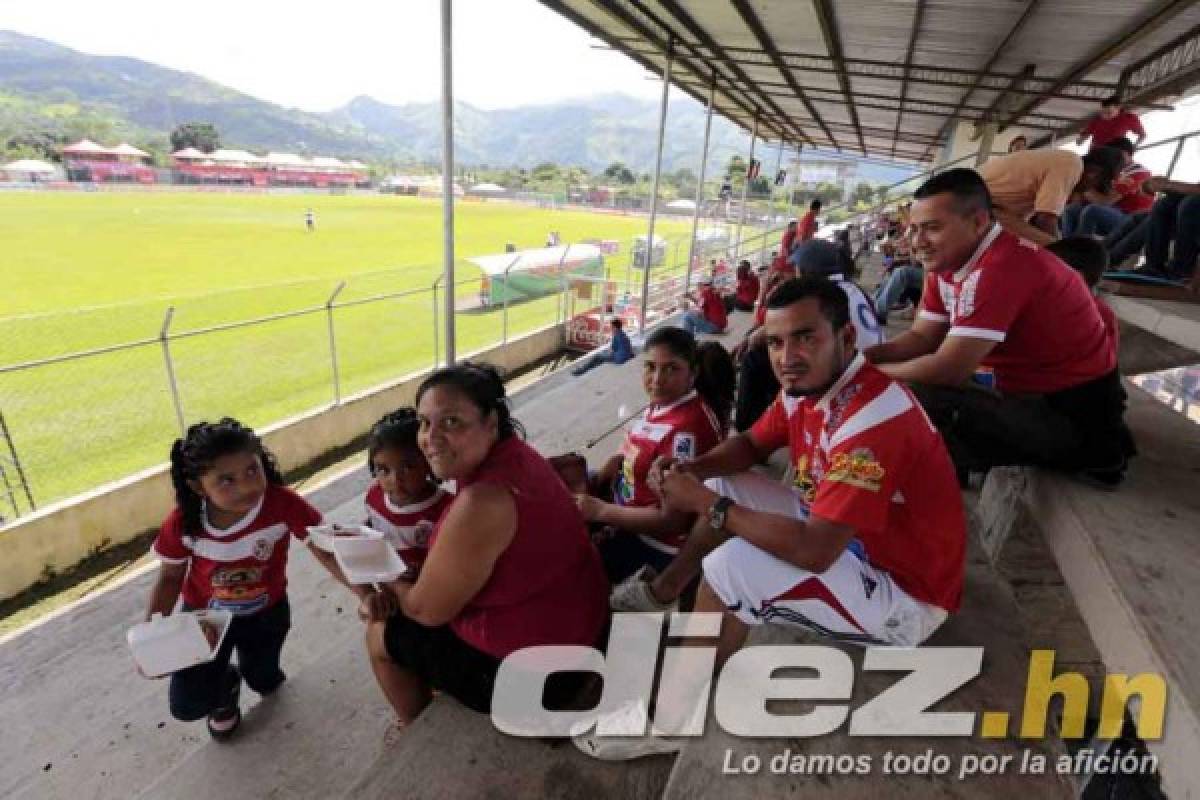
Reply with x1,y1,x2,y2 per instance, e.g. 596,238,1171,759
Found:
0,324,565,601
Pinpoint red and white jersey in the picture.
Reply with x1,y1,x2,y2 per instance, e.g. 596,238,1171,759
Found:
750,354,965,612
918,225,1116,394
154,484,321,615
615,390,722,550
1113,162,1154,214
364,483,451,570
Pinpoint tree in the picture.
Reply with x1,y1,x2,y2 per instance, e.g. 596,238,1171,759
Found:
851,182,876,208
169,123,221,153
603,161,635,185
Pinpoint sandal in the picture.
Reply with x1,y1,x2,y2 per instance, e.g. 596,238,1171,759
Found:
207,665,242,741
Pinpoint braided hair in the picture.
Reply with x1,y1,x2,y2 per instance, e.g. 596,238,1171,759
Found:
168,417,283,536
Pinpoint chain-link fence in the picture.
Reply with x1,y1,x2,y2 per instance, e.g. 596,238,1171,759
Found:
0,220,791,520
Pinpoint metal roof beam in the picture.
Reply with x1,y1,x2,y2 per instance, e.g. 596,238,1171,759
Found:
977,63,1036,127
891,0,927,159
726,0,845,153
811,0,867,155
999,0,1196,131
923,0,1042,159
649,0,826,149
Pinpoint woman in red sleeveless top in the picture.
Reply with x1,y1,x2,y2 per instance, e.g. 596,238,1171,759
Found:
363,363,608,732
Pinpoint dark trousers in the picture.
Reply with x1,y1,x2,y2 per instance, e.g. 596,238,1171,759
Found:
911,370,1135,475
735,341,780,432
1144,192,1200,278
168,597,291,721
1104,212,1150,265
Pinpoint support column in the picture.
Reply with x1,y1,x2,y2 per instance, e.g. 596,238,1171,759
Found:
975,122,997,167
439,0,456,365
684,75,716,295
638,37,673,333
735,116,758,259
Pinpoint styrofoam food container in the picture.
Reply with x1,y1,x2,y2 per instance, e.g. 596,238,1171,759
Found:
332,536,408,585
127,609,232,678
306,523,383,553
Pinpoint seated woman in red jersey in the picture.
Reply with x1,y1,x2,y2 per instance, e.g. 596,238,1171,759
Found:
360,409,451,576
577,327,734,595
362,363,608,732
733,260,760,312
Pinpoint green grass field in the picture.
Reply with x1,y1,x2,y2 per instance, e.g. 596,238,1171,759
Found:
0,190,703,509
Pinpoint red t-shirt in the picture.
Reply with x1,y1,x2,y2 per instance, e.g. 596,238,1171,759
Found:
615,390,723,550
699,286,728,330
364,483,451,571
749,356,965,611
736,273,760,306
918,227,1116,394
798,211,818,242
1113,162,1154,214
1084,112,1144,151
154,484,321,615
435,437,608,659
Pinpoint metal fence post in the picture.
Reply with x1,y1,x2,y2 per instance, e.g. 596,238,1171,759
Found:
556,245,572,329
0,411,35,513
501,254,520,344
325,282,347,405
159,307,187,437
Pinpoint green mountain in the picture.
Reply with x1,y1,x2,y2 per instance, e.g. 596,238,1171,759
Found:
0,29,916,182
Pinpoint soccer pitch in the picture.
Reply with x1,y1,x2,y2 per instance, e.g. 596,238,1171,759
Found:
0,191,698,509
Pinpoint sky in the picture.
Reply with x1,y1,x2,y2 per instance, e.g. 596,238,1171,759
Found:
0,0,680,111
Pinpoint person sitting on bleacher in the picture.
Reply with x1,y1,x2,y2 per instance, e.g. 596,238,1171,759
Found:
362,363,607,734
575,277,965,760
681,276,728,335
864,168,1135,486
578,328,733,591
1127,175,1200,284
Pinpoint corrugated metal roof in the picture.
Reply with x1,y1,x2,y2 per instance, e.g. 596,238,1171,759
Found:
539,0,1200,163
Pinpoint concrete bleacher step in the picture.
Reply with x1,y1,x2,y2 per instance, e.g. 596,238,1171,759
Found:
134,624,393,800
1,489,369,800
659,540,1071,799
343,697,674,800
979,384,1200,800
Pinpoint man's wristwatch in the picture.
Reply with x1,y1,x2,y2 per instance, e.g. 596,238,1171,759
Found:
708,496,735,531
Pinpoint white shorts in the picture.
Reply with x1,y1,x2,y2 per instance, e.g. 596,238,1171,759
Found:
701,472,948,647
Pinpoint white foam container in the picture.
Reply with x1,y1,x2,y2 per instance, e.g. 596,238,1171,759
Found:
127,609,232,678
332,536,408,585
305,523,383,553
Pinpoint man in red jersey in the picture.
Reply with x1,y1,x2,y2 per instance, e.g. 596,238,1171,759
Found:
1078,96,1146,152
864,168,1135,485
577,275,966,761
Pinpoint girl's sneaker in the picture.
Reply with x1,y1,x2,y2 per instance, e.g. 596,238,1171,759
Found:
207,665,242,741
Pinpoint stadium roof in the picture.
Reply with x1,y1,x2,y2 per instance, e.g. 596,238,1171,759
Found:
110,143,149,157
539,0,1200,163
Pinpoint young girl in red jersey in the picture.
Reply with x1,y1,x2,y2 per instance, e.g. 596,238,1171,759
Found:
142,418,345,739
578,327,734,589
361,409,451,577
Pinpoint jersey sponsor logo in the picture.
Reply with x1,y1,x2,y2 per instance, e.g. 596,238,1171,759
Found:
253,536,276,561
630,421,672,442
792,454,818,505
673,432,696,461
412,520,434,548
825,448,885,492
209,592,269,616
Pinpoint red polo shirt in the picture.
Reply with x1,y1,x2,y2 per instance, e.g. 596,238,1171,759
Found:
1083,112,1144,151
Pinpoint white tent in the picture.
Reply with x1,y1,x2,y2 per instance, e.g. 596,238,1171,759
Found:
171,147,207,161
468,244,602,277
665,198,696,211
469,182,506,194
110,142,149,158
2,159,58,180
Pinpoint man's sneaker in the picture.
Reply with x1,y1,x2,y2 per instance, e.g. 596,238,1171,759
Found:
571,700,684,761
609,566,675,612
207,665,242,741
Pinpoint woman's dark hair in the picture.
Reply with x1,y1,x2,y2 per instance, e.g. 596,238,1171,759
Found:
415,361,525,440
644,327,735,432
169,417,283,536
367,408,421,473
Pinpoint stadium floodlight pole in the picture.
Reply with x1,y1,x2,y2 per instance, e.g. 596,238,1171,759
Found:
735,116,758,260
684,75,716,296
439,0,456,365
639,36,673,334
771,139,785,227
